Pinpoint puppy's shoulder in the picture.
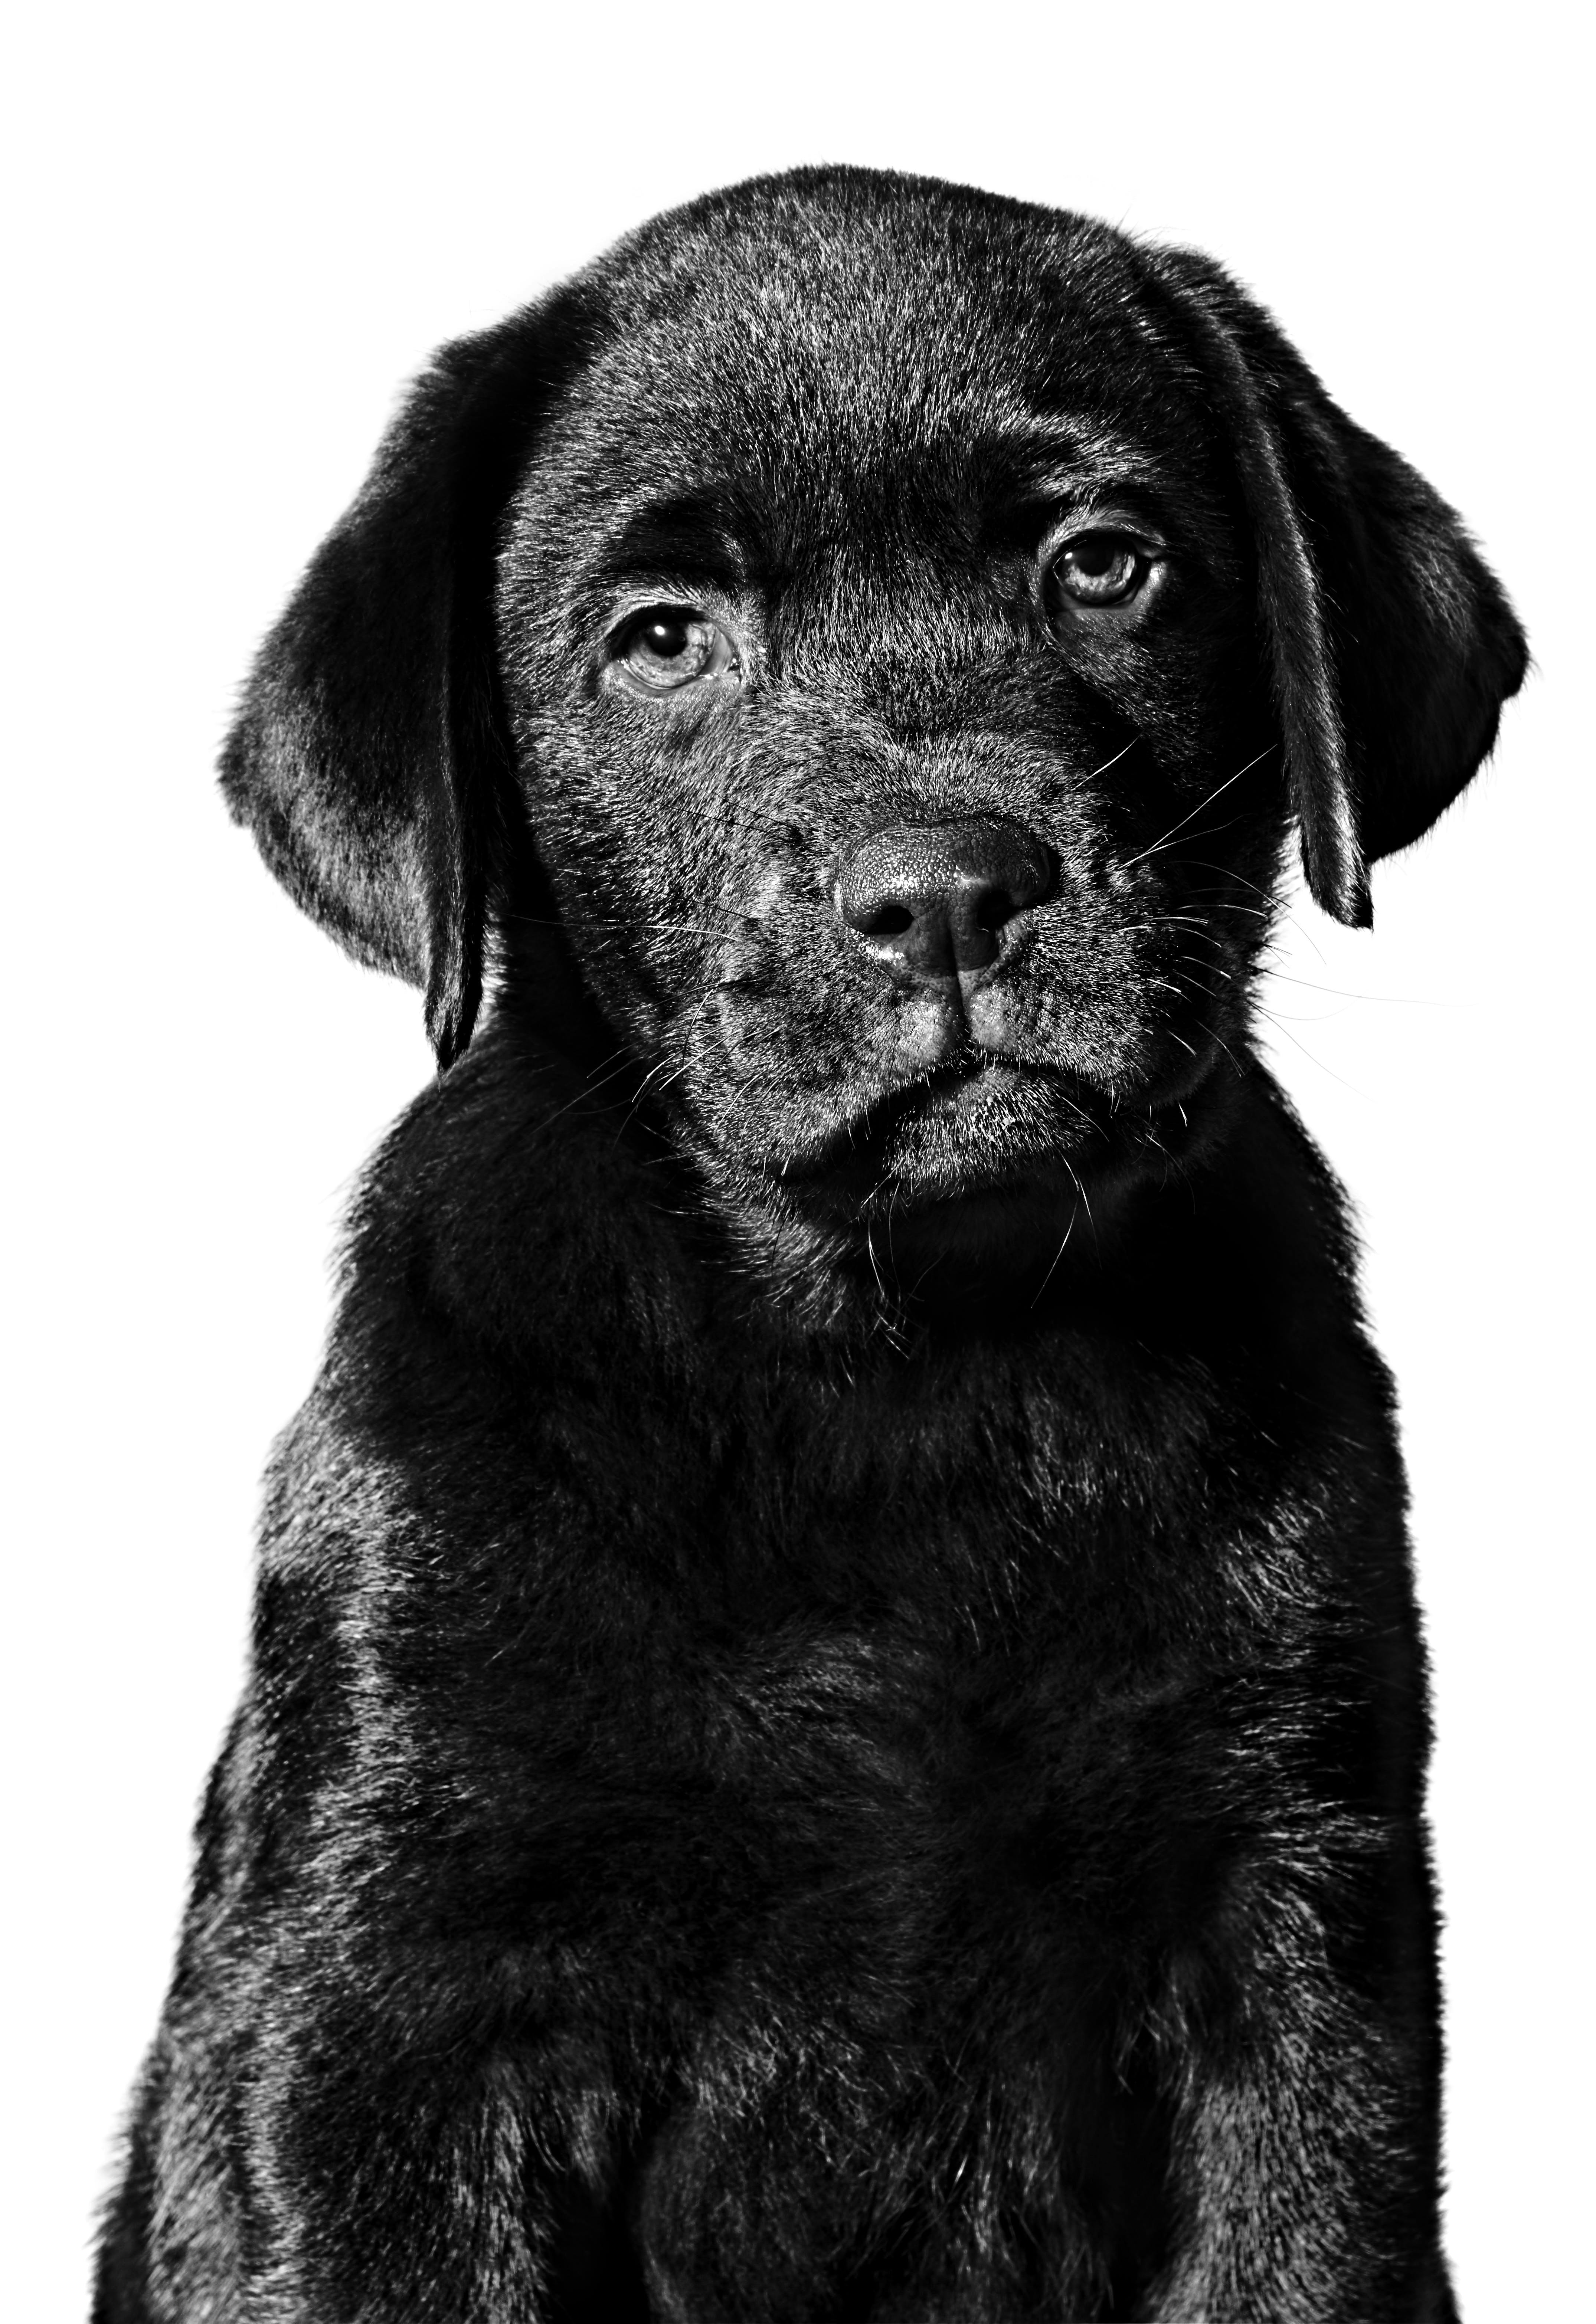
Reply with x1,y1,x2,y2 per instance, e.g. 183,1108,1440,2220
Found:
1141,1060,1396,1442
341,1007,696,1362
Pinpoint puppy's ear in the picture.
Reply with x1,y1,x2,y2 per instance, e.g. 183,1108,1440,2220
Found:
219,297,589,1068
1145,250,1527,925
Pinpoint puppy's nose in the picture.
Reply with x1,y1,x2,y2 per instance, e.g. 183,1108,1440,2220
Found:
836,817,1053,978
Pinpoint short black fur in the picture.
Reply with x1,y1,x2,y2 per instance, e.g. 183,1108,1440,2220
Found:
99,168,1524,2323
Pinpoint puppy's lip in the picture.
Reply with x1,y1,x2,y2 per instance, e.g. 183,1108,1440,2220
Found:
769,1056,1108,1185
887,1058,1054,1119
753,1040,1224,1207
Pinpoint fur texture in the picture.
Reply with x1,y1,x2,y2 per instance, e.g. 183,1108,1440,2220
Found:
98,168,1525,2322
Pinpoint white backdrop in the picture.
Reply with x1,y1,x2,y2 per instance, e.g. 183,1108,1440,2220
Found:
6,3,1588,2313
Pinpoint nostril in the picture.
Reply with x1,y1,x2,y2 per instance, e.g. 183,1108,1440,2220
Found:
836,816,1054,978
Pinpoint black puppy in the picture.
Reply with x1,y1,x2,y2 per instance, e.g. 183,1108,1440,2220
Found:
98,169,1524,2323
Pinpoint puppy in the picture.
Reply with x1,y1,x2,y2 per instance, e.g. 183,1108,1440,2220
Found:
97,167,1524,2323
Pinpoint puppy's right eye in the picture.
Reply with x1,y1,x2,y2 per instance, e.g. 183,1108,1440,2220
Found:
614,609,738,695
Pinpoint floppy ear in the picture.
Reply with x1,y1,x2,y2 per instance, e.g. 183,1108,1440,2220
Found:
1143,249,1527,925
219,293,593,1068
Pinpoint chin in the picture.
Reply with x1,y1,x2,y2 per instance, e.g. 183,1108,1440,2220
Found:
707,1055,1219,1309
866,1181,1086,1288
776,1139,1154,1305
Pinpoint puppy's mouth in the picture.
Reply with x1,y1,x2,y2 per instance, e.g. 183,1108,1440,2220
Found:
771,1053,1134,1210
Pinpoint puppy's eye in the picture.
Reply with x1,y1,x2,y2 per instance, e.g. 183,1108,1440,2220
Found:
1050,533,1148,608
615,608,737,694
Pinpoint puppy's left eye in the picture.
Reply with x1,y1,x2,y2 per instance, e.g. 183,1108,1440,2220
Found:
614,608,738,694
1049,532,1149,608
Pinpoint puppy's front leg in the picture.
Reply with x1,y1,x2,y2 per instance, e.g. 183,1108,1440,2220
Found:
96,1750,645,2319
242,1984,639,2321
1151,1859,1456,2324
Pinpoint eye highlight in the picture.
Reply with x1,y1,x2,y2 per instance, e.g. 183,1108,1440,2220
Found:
1048,531,1151,610
613,607,738,694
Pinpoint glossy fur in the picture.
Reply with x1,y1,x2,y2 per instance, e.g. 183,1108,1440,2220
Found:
97,169,1525,2322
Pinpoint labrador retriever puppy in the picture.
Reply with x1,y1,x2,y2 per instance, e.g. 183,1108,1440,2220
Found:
96,168,1524,2324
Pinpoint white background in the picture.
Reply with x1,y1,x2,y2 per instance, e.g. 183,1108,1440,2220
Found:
6,4,1589,2313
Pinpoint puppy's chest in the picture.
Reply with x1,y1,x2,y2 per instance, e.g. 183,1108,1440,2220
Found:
527,1356,1263,1951
683,1609,1210,1930
580,1380,1279,2025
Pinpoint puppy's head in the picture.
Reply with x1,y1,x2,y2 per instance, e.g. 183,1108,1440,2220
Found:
222,169,1525,1294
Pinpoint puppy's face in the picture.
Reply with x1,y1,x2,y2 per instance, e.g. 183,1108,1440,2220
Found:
498,210,1272,1277
222,168,1524,1298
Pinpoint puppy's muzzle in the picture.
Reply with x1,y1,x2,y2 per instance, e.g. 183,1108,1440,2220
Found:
836,817,1053,983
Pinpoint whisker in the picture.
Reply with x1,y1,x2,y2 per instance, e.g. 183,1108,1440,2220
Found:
1180,897,1273,922
1085,736,1141,785
1177,861,1277,904
617,1052,689,1139
1029,1210,1077,1308
1064,1159,1099,1259
1115,917,1222,947
1124,811,1248,866
1119,746,1278,870
1206,1025,1246,1078
1262,973,1440,1007
1253,1007,1363,1093
527,1049,639,1134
